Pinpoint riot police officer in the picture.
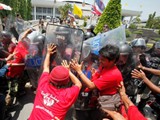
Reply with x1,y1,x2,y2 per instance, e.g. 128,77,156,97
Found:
84,24,96,40
137,41,160,114
117,42,138,103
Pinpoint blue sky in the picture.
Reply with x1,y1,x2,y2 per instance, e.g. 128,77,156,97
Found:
86,0,160,21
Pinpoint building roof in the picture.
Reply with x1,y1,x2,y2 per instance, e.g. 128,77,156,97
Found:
31,0,142,17
122,9,142,17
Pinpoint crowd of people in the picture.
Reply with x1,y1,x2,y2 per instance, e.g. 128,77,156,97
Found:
0,13,160,120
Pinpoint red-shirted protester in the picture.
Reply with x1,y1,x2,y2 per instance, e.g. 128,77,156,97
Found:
29,43,82,120
70,44,123,119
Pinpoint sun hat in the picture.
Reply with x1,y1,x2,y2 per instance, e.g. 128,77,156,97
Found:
49,66,70,85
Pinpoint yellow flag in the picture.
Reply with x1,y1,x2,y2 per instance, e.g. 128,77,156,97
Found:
73,4,83,18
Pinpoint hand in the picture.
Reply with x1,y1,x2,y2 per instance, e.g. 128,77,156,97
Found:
103,109,126,120
138,63,144,70
118,82,126,96
47,43,56,55
70,59,83,73
61,60,70,70
131,69,146,80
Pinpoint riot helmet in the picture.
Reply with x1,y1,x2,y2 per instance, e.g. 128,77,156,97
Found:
149,41,160,57
117,43,133,66
85,32,95,40
155,41,160,49
130,38,146,48
86,24,94,31
33,35,45,44
130,38,146,53
119,42,133,55
55,26,71,46
0,31,12,45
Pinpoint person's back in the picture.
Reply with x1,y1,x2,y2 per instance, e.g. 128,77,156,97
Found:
29,44,81,120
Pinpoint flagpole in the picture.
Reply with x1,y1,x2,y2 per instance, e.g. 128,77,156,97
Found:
90,0,96,25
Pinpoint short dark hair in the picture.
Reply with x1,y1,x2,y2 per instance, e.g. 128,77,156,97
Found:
99,44,120,63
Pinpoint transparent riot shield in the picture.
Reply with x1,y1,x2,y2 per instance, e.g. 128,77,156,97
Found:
44,24,84,66
5,15,19,41
80,25,126,77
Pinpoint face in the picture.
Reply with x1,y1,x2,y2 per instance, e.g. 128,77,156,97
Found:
103,25,109,32
132,46,145,53
117,54,129,66
99,55,111,67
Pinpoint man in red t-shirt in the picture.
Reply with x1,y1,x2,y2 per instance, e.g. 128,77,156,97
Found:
70,44,123,119
29,43,82,120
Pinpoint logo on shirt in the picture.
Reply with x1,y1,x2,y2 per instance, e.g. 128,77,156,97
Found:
41,91,59,107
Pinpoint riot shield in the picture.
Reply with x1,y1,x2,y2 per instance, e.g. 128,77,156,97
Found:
82,25,126,58
5,15,19,40
44,24,84,65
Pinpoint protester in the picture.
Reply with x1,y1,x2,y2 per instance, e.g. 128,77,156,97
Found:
70,44,123,119
103,81,147,120
29,43,82,120
131,66,160,93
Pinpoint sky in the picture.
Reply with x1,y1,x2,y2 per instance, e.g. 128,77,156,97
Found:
86,0,160,21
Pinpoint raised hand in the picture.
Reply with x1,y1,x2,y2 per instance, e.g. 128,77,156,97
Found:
70,59,83,73
47,43,56,55
61,60,70,70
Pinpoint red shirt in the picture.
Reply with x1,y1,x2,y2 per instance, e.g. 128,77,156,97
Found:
128,106,147,120
93,65,123,95
29,72,80,120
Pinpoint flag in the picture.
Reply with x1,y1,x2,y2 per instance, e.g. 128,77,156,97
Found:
91,5,96,15
93,0,105,16
68,10,75,19
73,4,83,18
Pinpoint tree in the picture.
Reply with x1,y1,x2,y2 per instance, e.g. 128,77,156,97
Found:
146,12,156,28
0,0,32,20
94,0,121,34
58,3,72,20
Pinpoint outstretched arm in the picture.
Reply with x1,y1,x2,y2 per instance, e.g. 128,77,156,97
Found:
131,69,160,93
43,44,56,73
139,64,160,76
70,59,96,90
118,82,134,110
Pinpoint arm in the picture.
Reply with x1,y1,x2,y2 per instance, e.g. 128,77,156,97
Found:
131,69,160,93
140,65,160,76
70,59,96,90
0,65,9,77
43,44,56,73
20,28,33,41
118,82,134,110
103,108,126,120
61,60,82,89
138,64,160,75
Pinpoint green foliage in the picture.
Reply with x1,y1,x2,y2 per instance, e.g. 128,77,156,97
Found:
146,12,156,28
0,0,32,20
152,17,160,29
83,21,87,27
58,3,72,20
159,29,160,35
128,23,137,29
125,29,131,38
94,0,121,34
132,15,141,24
